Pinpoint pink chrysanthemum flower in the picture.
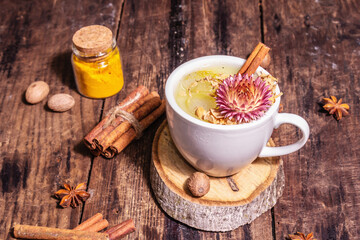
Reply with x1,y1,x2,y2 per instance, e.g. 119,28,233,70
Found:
215,73,273,123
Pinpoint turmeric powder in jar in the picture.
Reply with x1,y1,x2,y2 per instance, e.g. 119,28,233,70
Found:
71,25,124,98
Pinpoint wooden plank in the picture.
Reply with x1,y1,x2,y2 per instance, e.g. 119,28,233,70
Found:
82,0,274,239
0,1,123,239
81,0,172,239
263,0,360,239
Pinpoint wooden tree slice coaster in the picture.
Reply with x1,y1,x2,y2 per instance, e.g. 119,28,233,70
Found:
150,121,285,232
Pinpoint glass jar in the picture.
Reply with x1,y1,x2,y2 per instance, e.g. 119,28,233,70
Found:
71,25,124,98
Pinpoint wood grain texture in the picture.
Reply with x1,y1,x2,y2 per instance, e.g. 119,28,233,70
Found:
81,0,272,239
0,0,123,239
263,0,360,239
150,121,284,231
1,0,358,239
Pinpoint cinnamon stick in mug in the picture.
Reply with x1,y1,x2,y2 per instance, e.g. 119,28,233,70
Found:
238,42,270,76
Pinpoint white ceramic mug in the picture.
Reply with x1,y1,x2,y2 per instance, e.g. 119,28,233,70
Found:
165,55,310,177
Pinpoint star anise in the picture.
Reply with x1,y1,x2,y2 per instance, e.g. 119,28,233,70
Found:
322,96,349,120
54,183,90,208
288,232,316,240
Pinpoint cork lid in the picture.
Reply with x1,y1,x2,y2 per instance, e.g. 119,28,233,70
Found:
72,25,113,55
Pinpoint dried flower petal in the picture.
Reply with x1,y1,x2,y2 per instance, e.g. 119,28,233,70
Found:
195,107,206,119
215,73,273,123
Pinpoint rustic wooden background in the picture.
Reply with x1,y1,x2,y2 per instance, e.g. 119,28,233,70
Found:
0,0,359,239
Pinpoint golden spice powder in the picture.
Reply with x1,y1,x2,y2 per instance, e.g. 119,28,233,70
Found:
71,25,124,98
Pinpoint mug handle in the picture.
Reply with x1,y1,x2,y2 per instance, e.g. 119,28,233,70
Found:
258,113,310,157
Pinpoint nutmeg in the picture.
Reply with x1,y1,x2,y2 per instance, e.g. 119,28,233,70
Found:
260,53,271,69
187,172,210,197
25,81,50,104
47,94,75,112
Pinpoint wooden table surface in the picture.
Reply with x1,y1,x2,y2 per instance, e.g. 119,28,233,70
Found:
1,0,359,239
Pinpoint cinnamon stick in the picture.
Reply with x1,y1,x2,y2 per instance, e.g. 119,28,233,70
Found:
238,42,270,76
101,146,118,159
105,219,135,240
98,92,162,151
90,148,102,157
93,92,158,151
83,85,149,150
238,42,262,75
73,213,108,232
13,224,109,240
82,219,109,232
103,100,165,157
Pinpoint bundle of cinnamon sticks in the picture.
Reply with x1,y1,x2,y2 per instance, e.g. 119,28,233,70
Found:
13,213,135,240
84,86,165,158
